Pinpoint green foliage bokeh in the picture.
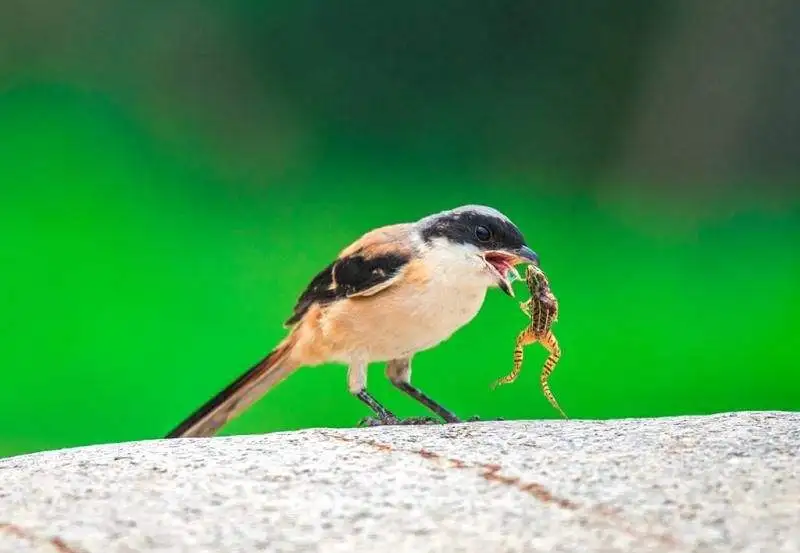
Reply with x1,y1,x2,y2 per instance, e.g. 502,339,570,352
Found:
2,1,799,458
1,86,797,458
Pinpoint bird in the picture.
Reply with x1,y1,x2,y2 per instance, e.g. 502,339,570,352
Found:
165,204,540,438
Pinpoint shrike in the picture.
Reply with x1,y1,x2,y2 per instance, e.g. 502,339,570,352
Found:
166,205,539,438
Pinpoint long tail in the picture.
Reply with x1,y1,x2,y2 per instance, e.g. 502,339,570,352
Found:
165,334,299,438
539,331,567,419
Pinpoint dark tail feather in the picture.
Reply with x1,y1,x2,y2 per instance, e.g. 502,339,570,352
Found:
165,336,297,438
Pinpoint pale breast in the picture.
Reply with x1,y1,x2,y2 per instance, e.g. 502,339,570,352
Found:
405,275,487,350
320,243,493,363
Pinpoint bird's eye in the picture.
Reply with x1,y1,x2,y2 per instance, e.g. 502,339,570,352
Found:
475,225,491,242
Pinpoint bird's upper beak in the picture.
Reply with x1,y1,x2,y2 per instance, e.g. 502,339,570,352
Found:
512,245,540,266
481,245,540,297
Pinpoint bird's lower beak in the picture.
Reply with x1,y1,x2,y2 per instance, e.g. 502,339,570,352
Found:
481,245,540,298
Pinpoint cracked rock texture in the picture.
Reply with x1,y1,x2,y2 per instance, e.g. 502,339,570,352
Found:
1,411,798,553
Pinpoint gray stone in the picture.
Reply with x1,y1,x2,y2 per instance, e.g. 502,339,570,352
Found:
0,411,798,553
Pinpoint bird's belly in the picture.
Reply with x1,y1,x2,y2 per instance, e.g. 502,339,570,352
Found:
390,289,486,356
324,283,488,363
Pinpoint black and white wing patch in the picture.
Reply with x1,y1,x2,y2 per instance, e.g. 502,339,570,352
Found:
284,251,410,326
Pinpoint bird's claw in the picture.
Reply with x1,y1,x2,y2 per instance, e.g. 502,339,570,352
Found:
357,415,441,427
399,416,440,425
464,415,505,423
357,416,399,427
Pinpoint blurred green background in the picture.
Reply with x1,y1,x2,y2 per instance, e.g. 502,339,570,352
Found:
1,1,798,458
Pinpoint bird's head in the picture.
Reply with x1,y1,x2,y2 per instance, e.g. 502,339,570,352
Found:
416,205,539,297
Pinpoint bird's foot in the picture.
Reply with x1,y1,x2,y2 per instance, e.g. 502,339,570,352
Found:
399,416,440,425
463,415,505,423
357,415,441,427
357,415,400,427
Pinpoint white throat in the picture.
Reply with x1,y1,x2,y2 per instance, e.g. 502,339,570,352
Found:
417,236,496,290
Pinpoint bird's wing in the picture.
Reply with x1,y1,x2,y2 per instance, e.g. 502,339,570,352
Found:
284,224,414,326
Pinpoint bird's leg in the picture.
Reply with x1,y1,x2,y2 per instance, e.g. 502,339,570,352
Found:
539,331,567,419
492,327,537,389
394,382,461,423
386,358,462,424
355,390,400,426
348,362,401,427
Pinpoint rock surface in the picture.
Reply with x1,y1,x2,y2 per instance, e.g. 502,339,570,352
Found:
0,411,798,553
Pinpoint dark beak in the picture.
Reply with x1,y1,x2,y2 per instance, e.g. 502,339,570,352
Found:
514,245,540,266
482,245,540,298
498,279,515,297
498,246,537,297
